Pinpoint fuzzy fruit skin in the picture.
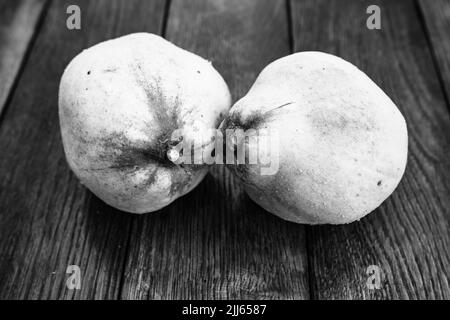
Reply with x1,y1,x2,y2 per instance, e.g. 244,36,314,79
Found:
59,33,231,213
222,52,408,224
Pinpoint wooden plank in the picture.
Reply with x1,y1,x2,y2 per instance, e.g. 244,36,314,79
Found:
290,0,450,299
0,0,166,299
0,0,47,117
120,0,309,299
418,0,450,108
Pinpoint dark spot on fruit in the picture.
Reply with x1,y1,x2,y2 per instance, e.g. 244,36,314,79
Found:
103,67,117,73
87,70,91,75
224,111,264,131
133,72,181,138
377,180,382,186
99,132,175,171
222,103,294,131
168,164,203,197
143,169,159,188
310,109,349,133
197,70,201,74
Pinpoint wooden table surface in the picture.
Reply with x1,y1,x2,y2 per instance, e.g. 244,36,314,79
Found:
0,0,449,300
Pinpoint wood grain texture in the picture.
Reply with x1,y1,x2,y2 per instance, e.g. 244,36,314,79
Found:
0,0,167,299
0,0,47,117
120,0,309,300
1,0,448,300
290,0,450,299
418,0,450,109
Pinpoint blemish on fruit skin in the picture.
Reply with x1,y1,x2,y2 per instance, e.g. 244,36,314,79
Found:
103,67,118,73
224,111,264,131
95,131,204,198
133,68,182,138
99,132,175,171
87,70,91,75
377,180,382,186
143,170,159,188
223,102,293,132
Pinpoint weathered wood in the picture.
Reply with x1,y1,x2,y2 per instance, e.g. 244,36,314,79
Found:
0,0,166,299
418,0,450,109
290,0,450,299
120,0,309,300
0,0,47,117
2,0,448,300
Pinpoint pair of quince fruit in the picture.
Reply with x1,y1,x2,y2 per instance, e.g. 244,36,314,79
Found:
59,33,407,224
